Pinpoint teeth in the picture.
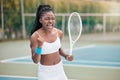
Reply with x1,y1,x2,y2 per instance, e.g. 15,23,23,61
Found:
48,24,53,26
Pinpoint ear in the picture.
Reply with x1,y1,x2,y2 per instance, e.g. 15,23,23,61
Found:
39,19,42,23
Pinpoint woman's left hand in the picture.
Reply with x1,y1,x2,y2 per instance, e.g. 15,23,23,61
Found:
65,55,73,61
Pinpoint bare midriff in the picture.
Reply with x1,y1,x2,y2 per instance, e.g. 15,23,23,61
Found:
40,51,61,65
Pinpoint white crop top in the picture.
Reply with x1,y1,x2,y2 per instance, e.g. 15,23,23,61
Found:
36,31,61,55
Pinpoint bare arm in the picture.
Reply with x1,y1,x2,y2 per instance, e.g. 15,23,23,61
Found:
59,48,69,58
30,33,43,64
58,29,73,61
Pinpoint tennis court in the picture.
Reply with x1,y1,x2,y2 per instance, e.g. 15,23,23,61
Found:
1,0,120,80
0,40,120,80
1,44,120,68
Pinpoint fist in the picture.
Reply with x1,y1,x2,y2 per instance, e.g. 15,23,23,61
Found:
65,55,73,61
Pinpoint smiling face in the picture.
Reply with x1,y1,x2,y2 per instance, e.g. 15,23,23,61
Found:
39,11,55,31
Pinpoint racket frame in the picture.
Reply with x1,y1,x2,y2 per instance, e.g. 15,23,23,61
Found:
68,12,82,55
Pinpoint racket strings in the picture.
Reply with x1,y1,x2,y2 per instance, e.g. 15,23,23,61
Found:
70,15,81,41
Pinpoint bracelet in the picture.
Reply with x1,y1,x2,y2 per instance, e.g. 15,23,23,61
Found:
35,47,42,55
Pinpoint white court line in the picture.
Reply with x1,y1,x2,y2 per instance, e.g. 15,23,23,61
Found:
1,44,120,69
0,44,95,63
65,44,96,51
64,64,120,69
64,60,120,69
72,60,120,65
0,75,77,80
73,44,96,50
0,75,37,79
1,59,120,69
0,56,30,63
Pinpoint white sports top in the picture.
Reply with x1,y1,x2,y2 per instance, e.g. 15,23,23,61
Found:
36,31,61,55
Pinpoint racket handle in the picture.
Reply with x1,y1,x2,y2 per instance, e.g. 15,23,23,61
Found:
69,45,72,55
69,51,72,55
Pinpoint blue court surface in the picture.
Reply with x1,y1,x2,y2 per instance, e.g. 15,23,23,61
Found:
0,76,37,80
0,44,120,80
1,44,120,68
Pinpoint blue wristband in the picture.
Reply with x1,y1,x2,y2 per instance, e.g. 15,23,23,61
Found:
35,47,42,55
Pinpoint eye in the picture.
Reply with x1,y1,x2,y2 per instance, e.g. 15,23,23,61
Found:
52,17,55,20
43,17,48,20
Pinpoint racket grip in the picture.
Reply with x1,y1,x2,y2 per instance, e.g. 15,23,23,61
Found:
69,51,72,55
69,46,72,55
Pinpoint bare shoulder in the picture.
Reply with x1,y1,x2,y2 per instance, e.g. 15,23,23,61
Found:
30,32,38,46
30,32,37,41
55,28,63,40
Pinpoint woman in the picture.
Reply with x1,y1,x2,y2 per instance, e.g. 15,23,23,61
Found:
30,5,73,80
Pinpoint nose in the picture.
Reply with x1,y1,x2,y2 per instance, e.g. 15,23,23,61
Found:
48,19,52,23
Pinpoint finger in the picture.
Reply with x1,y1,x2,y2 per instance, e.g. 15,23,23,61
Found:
68,55,72,57
37,37,41,41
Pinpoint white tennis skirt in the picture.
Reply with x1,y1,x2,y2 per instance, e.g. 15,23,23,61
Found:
38,61,68,80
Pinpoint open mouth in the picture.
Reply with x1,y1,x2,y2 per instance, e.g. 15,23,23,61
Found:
47,24,54,28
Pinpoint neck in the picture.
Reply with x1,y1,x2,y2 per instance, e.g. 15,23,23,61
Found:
41,27,53,35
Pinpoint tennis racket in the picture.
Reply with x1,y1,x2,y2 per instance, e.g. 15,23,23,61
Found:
68,12,82,55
